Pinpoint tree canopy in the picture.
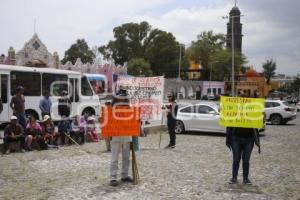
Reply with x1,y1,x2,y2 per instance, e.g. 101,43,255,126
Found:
61,39,95,64
127,58,153,77
186,31,247,81
262,59,277,84
99,21,180,77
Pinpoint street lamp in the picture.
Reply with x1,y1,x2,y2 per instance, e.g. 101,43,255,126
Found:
209,61,218,96
178,44,184,80
223,14,243,96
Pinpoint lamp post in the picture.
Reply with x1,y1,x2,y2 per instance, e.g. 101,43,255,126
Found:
209,61,218,95
178,44,184,80
223,14,243,96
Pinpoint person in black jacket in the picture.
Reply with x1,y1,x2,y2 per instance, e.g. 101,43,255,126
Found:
58,90,71,118
163,93,178,149
226,93,261,185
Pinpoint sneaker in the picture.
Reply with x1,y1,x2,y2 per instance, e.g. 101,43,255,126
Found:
164,144,171,149
110,180,118,187
243,179,252,185
170,144,176,148
229,178,237,184
121,176,133,183
5,149,10,154
21,149,26,153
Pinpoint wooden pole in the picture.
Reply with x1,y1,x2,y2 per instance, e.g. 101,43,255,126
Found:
64,132,80,146
131,142,140,185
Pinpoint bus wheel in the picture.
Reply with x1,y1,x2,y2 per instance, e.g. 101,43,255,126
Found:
26,110,39,121
82,107,95,117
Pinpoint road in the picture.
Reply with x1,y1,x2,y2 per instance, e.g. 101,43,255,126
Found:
0,116,299,199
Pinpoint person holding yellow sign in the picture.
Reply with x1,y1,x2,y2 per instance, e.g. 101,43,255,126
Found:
221,93,262,185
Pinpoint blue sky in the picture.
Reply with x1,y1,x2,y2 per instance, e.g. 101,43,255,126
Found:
0,0,299,76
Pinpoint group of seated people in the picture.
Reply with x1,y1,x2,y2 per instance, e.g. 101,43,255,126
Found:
2,114,99,154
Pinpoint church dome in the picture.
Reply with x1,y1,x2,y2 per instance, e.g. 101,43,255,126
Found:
230,6,241,15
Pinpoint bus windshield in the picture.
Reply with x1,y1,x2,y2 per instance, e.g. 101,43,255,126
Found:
86,74,107,95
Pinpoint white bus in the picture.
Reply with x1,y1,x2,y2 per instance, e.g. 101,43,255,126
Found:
0,64,101,123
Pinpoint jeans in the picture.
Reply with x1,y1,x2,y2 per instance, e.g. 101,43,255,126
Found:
110,141,130,181
167,120,176,146
231,136,254,180
16,112,27,130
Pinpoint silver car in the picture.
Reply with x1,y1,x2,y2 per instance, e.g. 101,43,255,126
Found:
175,102,226,134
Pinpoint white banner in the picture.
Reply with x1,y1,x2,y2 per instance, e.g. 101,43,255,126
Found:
117,76,164,120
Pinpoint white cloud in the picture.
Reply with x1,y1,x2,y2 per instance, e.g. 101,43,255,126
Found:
0,0,299,75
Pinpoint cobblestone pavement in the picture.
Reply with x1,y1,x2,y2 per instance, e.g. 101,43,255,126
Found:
0,117,300,200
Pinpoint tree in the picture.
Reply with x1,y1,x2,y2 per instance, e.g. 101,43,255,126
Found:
127,58,153,76
262,59,276,84
62,39,95,64
186,31,247,81
99,21,151,65
144,29,179,76
98,21,180,77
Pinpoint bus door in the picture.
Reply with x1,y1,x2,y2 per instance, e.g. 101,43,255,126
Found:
69,77,79,117
0,74,9,122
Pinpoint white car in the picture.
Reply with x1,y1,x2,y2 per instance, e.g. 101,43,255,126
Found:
264,100,297,125
175,102,266,134
175,102,226,134
297,102,300,112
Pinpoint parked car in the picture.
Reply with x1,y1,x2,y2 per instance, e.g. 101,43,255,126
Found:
296,102,300,112
264,100,297,125
175,102,266,134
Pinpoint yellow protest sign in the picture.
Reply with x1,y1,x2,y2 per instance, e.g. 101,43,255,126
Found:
219,96,264,128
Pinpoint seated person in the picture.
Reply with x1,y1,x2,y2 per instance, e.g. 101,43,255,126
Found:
70,115,86,145
86,116,99,142
25,115,45,150
41,115,58,146
3,116,26,154
58,118,71,145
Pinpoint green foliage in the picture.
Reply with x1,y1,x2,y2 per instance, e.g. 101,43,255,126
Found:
187,31,247,81
62,39,95,64
99,21,180,77
289,77,300,94
262,59,277,84
144,29,179,76
127,58,153,76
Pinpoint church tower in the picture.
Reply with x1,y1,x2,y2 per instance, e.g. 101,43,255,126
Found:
226,4,243,53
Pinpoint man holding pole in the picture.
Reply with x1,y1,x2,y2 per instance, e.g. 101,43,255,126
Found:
109,89,133,187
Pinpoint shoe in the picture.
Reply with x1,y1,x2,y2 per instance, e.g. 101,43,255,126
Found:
5,149,10,154
164,144,171,149
110,180,118,187
21,149,26,153
170,145,176,148
243,179,252,185
229,178,237,184
121,176,133,183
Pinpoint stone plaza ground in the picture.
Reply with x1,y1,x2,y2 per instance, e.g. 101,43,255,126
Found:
0,117,300,200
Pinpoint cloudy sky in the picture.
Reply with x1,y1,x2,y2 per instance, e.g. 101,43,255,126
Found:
1,0,299,75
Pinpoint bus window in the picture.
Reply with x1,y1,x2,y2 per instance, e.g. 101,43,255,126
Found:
86,74,106,95
81,76,93,96
1,74,8,103
42,73,68,96
11,71,41,96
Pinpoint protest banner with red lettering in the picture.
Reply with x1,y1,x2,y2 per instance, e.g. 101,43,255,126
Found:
101,106,141,137
116,76,164,120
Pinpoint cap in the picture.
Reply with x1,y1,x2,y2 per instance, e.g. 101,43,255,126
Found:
11,116,17,120
43,115,51,122
87,116,95,121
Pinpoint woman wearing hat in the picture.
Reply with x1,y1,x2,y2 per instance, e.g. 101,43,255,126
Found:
86,116,99,142
41,115,58,146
